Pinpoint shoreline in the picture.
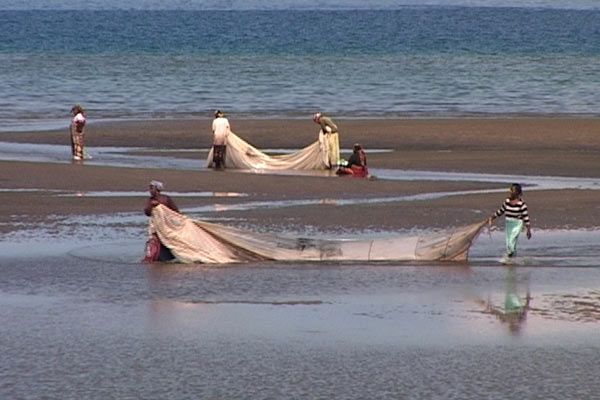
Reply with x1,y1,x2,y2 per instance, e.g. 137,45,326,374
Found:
3,112,600,134
2,116,599,177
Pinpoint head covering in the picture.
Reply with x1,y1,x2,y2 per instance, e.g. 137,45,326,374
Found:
312,112,322,122
71,104,85,115
149,180,164,191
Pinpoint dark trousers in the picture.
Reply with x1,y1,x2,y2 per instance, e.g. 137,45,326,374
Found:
213,145,227,169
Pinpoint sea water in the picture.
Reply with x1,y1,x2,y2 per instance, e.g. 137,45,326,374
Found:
0,0,598,131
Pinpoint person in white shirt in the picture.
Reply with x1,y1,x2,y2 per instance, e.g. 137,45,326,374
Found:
69,104,87,161
211,110,231,169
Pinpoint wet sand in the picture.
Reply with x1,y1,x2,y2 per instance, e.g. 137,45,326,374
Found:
2,254,599,400
2,117,600,233
2,118,600,400
3,117,600,176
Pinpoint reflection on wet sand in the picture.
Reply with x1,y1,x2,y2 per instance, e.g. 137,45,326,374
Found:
475,268,600,335
479,268,531,335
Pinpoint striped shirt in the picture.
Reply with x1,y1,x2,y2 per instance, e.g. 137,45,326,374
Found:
494,198,530,226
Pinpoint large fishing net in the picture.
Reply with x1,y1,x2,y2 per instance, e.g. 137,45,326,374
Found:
149,205,487,264
206,131,338,170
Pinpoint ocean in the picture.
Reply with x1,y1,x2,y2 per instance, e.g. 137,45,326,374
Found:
0,0,598,131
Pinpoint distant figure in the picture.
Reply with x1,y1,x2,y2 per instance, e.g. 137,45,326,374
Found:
313,112,340,168
69,104,87,161
488,183,532,263
336,143,369,178
211,110,231,169
143,180,179,262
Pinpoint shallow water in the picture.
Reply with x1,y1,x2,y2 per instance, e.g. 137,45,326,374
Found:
1,249,600,399
0,141,205,170
2,141,600,267
57,190,248,198
3,141,600,189
3,142,600,399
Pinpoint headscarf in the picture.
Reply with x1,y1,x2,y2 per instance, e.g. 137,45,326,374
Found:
150,180,164,191
71,104,85,116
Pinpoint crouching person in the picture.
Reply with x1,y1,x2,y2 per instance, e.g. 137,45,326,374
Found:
143,180,179,262
337,143,370,178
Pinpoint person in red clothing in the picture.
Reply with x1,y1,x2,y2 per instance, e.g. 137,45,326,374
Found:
144,180,179,262
336,143,369,178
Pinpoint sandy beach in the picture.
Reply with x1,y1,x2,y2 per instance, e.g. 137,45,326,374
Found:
2,117,600,233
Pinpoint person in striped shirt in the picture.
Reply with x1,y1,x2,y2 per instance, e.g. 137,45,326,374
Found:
488,183,532,260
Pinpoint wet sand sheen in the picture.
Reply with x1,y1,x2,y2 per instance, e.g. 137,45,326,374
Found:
2,118,600,399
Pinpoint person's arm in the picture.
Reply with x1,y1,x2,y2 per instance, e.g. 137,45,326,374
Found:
346,153,359,167
521,202,532,239
144,198,157,216
69,117,76,135
358,150,367,167
166,196,179,213
320,117,338,133
319,121,328,133
488,200,506,223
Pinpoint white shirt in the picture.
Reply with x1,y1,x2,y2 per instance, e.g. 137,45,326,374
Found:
72,112,86,125
71,112,86,133
212,117,231,145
